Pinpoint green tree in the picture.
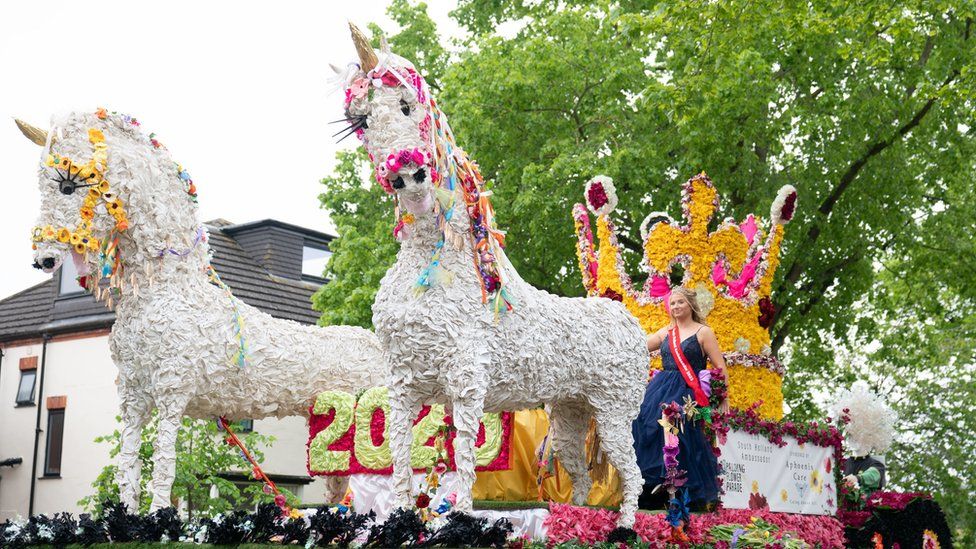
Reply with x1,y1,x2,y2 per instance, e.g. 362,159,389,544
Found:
315,0,975,537
80,415,296,520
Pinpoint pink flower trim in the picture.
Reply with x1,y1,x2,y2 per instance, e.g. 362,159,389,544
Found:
544,503,846,548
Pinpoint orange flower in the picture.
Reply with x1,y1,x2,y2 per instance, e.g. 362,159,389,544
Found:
116,219,129,231
80,207,94,220
95,107,108,119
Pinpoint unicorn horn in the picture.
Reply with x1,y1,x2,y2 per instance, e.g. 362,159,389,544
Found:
14,118,51,146
349,22,378,73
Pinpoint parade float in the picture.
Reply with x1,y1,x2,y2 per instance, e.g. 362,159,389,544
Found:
2,22,956,549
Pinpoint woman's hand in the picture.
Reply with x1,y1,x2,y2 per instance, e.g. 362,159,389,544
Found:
718,398,730,414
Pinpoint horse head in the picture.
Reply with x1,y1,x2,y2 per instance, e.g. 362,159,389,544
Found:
18,110,205,294
338,24,442,217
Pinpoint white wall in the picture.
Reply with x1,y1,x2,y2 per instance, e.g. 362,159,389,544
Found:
0,333,324,519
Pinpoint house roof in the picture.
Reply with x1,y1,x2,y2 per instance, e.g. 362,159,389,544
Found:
0,220,330,343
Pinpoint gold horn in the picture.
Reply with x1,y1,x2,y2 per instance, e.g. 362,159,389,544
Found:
14,118,50,147
349,22,378,73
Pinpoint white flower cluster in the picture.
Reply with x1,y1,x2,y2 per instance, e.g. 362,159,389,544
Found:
832,380,897,457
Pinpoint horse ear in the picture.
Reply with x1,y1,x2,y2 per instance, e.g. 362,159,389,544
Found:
329,63,343,75
348,22,378,73
14,118,52,147
379,33,391,54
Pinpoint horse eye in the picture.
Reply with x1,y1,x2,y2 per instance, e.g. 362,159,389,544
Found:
400,99,411,116
60,182,75,195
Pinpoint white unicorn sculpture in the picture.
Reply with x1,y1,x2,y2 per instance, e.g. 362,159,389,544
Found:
17,112,387,511
338,26,649,530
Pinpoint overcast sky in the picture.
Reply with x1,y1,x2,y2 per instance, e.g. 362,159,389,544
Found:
0,0,460,300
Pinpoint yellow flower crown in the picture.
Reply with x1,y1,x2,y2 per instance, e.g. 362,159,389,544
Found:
573,173,797,419
31,128,129,256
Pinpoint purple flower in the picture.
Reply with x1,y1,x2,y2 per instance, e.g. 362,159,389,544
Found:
664,443,680,469
730,527,746,548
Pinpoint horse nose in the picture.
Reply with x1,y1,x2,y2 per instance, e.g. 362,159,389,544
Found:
392,176,406,190
42,257,56,269
32,260,43,270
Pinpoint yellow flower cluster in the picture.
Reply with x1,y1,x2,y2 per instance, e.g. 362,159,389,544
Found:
586,173,791,419
727,365,784,420
31,128,129,256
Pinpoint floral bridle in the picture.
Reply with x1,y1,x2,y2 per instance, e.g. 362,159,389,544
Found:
31,127,129,258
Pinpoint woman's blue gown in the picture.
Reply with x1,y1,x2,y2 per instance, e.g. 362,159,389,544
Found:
632,332,720,504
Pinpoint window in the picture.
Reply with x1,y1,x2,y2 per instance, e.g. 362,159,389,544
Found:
58,258,83,296
44,409,65,476
16,369,37,405
302,245,332,279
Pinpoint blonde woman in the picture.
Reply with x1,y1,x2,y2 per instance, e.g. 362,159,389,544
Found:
633,287,728,509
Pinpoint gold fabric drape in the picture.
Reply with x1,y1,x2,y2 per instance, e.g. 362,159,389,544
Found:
472,409,622,506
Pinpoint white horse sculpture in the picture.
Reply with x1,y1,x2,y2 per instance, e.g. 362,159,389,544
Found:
18,112,387,511
338,26,649,529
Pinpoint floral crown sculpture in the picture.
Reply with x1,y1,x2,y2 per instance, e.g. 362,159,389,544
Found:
335,25,514,314
573,173,797,419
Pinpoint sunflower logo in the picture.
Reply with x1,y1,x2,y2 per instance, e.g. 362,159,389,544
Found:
781,489,788,502
810,469,824,494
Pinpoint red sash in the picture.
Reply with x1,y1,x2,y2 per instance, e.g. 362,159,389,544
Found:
668,325,710,407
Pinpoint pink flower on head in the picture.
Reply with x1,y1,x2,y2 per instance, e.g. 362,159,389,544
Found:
380,70,402,87
386,154,401,172
398,149,413,166
411,149,426,165
349,77,369,99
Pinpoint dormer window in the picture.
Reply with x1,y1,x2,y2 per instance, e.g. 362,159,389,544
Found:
302,244,332,281
58,258,84,296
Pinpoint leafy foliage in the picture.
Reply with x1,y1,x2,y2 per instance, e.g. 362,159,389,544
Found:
79,414,296,520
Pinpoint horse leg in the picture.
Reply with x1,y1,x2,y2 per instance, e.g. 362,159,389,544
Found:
323,476,348,504
593,408,642,529
549,400,593,506
445,348,487,514
117,393,151,511
149,391,190,511
388,380,422,508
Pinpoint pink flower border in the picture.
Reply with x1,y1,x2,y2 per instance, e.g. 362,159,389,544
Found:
544,503,846,548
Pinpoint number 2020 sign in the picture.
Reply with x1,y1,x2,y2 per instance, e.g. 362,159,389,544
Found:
306,387,514,476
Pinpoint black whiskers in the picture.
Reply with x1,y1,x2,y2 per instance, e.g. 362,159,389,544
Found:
330,115,368,142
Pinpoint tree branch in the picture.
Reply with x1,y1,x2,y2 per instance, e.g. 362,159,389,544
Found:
771,251,863,352
775,68,959,297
